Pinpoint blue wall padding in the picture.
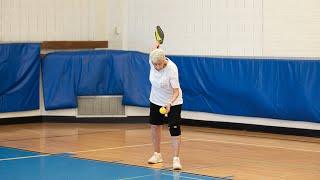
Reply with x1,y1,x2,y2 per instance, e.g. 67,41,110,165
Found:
42,50,149,110
169,56,320,122
42,53,79,109
120,51,150,107
0,43,40,112
42,50,320,123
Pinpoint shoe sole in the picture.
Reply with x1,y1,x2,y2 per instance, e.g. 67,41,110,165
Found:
148,160,163,164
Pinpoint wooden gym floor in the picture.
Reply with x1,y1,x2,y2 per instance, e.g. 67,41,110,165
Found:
0,122,319,180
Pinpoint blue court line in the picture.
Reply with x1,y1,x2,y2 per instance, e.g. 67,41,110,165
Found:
0,147,225,180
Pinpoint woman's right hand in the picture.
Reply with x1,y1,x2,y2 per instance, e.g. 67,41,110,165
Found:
152,41,160,50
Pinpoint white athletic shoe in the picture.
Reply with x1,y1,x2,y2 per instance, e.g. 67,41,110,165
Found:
148,152,163,164
173,157,182,170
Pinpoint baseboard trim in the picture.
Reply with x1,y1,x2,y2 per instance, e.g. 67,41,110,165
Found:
0,116,42,125
1,116,319,137
182,119,320,138
42,116,148,123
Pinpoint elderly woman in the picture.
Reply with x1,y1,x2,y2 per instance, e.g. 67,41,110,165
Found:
147,48,183,170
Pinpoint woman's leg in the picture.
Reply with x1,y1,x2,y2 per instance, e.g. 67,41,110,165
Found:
148,102,164,164
151,124,162,153
148,125,163,164
170,126,182,170
167,104,183,170
171,135,181,157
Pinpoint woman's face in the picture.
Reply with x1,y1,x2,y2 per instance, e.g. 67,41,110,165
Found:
152,58,166,71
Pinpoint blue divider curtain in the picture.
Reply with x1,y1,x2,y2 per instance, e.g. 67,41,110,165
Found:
42,50,320,123
3,43,318,123
0,43,40,112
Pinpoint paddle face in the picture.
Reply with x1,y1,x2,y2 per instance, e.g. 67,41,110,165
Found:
155,26,164,45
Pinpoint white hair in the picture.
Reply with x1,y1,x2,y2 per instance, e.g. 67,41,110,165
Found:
150,49,165,63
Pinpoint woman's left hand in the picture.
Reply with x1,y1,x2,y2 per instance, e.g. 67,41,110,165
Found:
165,103,171,114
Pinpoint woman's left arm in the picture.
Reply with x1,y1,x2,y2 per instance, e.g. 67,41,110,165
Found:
166,66,180,112
169,88,179,105
165,88,179,113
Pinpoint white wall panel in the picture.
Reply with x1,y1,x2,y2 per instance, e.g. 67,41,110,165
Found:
264,0,320,57
0,0,106,42
126,0,263,56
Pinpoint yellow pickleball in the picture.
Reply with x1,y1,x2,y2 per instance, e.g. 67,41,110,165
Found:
159,107,167,114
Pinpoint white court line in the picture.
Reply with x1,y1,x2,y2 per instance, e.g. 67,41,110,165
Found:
161,172,207,180
118,172,207,180
1,137,319,162
69,139,193,154
70,143,156,153
186,138,320,153
0,154,51,161
0,140,188,161
118,174,154,180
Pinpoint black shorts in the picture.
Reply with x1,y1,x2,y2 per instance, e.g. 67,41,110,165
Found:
149,102,182,126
